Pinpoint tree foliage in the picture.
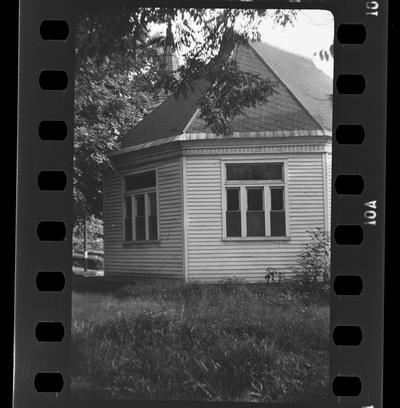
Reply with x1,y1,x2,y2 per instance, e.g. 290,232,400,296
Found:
74,7,299,221
73,216,104,252
74,13,164,221
292,228,331,298
74,50,161,220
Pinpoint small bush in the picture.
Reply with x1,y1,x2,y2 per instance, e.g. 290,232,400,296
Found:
264,267,283,283
291,228,330,301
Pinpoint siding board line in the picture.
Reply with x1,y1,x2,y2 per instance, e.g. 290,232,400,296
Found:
185,153,327,282
103,158,183,279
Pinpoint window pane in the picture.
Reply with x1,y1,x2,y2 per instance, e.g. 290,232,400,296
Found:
136,195,145,216
124,218,133,241
271,212,286,236
226,212,241,237
246,212,265,236
136,217,145,240
148,192,157,215
149,215,158,240
227,188,240,211
125,196,132,217
227,163,283,181
125,171,156,191
271,187,284,210
247,188,263,210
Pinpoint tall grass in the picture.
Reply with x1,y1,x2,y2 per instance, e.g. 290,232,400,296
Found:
71,280,329,402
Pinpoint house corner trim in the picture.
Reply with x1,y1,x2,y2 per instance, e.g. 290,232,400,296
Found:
181,156,189,282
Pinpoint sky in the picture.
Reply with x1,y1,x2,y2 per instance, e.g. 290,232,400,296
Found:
257,10,334,77
150,9,334,78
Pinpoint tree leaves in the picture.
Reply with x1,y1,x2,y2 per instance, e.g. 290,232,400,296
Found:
74,45,162,221
74,8,298,220
198,59,275,135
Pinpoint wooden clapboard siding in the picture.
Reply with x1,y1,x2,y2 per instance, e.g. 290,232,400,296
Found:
185,153,326,282
326,152,332,231
103,158,183,279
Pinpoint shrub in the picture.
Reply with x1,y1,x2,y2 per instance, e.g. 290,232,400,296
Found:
291,228,330,301
264,267,283,283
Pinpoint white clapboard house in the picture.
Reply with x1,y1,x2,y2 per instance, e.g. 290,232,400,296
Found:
103,41,332,282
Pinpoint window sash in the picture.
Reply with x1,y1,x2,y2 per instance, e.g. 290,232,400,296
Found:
148,192,158,240
124,196,133,241
270,210,286,237
148,215,158,240
135,216,146,240
270,187,284,210
124,217,133,241
226,211,241,237
125,171,156,191
269,186,285,237
246,211,266,236
246,188,265,237
124,190,158,241
224,184,286,238
226,163,283,181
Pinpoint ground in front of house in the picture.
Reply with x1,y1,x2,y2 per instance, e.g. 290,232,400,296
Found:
71,277,329,402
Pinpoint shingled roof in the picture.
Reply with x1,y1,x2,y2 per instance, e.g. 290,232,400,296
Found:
251,42,333,132
121,42,332,149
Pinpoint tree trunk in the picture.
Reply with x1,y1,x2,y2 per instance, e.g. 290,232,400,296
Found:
83,217,88,273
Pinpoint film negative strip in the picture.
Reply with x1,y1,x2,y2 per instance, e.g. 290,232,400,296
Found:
15,0,388,407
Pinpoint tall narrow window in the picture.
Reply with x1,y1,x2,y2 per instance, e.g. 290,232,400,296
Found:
135,194,146,240
123,170,158,242
246,188,265,237
226,188,241,237
124,196,133,241
270,187,286,236
148,192,158,240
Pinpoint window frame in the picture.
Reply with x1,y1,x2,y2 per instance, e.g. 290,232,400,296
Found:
122,168,160,243
221,159,290,240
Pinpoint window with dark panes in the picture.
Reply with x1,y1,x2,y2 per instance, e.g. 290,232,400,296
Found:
224,162,286,238
123,170,158,241
270,187,286,236
226,188,241,237
124,196,133,241
135,194,146,240
227,163,283,181
148,192,158,240
246,188,265,236
125,171,156,191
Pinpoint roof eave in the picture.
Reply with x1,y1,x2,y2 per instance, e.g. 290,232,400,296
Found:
109,129,332,158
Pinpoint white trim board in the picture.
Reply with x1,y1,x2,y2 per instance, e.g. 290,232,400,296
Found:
110,129,332,157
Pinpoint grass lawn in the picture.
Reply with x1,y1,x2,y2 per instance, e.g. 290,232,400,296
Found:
71,278,329,402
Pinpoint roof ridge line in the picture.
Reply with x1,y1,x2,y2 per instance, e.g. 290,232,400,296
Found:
248,42,325,132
